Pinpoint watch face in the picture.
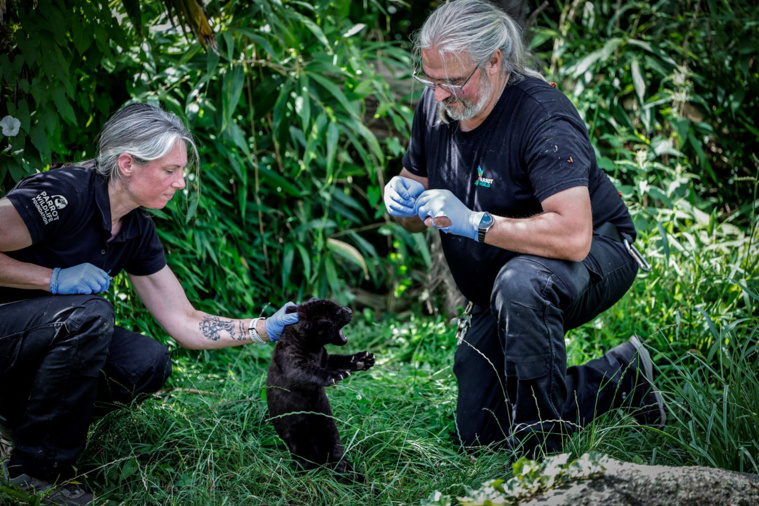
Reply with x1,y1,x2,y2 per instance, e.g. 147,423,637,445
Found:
480,213,494,228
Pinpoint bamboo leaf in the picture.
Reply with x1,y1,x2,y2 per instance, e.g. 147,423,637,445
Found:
288,11,330,49
296,74,311,134
29,122,51,164
272,80,293,132
295,242,312,282
327,238,368,279
121,0,142,35
569,38,622,78
631,58,646,105
307,71,357,116
222,64,245,133
326,121,338,178
257,165,302,197
282,243,294,290
656,222,670,266
343,23,366,38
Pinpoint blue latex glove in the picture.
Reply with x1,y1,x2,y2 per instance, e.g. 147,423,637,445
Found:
50,263,110,294
414,189,485,241
384,176,426,218
265,301,299,342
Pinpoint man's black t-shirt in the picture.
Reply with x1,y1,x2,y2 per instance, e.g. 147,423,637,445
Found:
1,166,166,303
402,77,635,306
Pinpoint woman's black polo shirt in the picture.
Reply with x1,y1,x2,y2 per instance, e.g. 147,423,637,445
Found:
1,166,166,303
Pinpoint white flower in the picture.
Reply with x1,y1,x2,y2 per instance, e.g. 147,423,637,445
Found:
0,115,21,137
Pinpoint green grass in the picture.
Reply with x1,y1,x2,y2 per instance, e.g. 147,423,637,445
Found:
3,195,756,504
76,315,516,505
2,219,757,504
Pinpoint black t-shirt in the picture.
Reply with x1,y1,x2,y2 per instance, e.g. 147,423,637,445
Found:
1,166,167,303
402,76,636,306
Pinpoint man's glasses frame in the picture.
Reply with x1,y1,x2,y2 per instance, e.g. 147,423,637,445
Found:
412,63,482,95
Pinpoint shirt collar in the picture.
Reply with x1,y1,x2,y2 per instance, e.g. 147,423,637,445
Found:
94,174,145,243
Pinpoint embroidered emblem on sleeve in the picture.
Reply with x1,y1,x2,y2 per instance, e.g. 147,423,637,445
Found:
30,191,68,224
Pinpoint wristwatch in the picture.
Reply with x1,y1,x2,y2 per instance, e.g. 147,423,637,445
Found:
477,212,494,243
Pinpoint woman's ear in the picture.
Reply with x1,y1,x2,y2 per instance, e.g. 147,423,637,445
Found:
118,153,134,178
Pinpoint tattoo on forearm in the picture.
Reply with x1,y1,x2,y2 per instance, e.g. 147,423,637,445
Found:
239,320,248,341
200,315,237,341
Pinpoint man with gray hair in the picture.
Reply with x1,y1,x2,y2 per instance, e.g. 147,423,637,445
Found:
0,103,297,504
384,0,666,455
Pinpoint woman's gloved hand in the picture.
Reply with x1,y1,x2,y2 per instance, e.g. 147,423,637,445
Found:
265,301,299,341
50,263,111,294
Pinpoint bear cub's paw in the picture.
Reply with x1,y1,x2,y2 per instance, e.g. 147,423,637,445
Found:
326,369,352,385
350,351,375,371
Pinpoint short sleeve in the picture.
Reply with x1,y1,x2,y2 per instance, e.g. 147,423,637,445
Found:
523,115,594,202
5,171,84,243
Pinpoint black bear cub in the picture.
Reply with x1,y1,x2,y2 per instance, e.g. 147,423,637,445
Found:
265,299,374,480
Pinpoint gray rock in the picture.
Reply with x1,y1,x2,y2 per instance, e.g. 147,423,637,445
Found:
523,459,759,506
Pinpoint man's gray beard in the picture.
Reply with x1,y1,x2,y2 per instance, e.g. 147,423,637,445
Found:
439,75,493,122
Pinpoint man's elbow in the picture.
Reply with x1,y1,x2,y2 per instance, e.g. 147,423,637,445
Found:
565,229,593,262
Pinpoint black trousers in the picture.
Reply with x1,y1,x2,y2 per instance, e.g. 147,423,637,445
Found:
453,233,640,453
0,295,171,481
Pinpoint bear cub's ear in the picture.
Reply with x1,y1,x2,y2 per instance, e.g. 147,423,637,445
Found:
285,305,300,314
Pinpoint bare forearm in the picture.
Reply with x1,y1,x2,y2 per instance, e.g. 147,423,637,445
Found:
485,212,592,262
172,313,270,350
0,252,53,291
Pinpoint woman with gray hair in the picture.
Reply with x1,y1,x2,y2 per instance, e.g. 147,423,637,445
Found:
385,0,665,457
0,102,297,504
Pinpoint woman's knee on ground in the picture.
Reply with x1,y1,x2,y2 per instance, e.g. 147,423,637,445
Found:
99,337,172,406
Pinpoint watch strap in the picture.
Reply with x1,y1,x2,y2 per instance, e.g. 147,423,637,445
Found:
248,317,268,344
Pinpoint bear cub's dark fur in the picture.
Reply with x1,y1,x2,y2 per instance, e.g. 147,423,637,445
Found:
266,299,374,480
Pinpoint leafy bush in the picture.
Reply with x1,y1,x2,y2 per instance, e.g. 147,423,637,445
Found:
531,0,759,217
1,0,423,344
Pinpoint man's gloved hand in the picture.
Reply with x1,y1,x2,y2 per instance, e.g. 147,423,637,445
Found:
50,263,111,294
414,189,485,241
383,176,426,218
265,301,299,342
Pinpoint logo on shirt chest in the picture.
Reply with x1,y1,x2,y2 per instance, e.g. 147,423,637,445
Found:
474,166,493,188
31,191,68,224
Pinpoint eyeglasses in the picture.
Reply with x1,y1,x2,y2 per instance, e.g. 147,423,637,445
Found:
412,64,481,95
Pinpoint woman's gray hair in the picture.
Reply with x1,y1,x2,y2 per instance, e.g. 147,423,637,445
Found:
92,103,199,183
414,0,543,83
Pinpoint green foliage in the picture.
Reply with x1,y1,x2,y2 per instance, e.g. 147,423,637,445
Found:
423,452,610,506
0,0,131,187
2,0,759,503
532,0,759,216
658,320,759,473
1,0,421,339
77,315,516,504
120,0,419,315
